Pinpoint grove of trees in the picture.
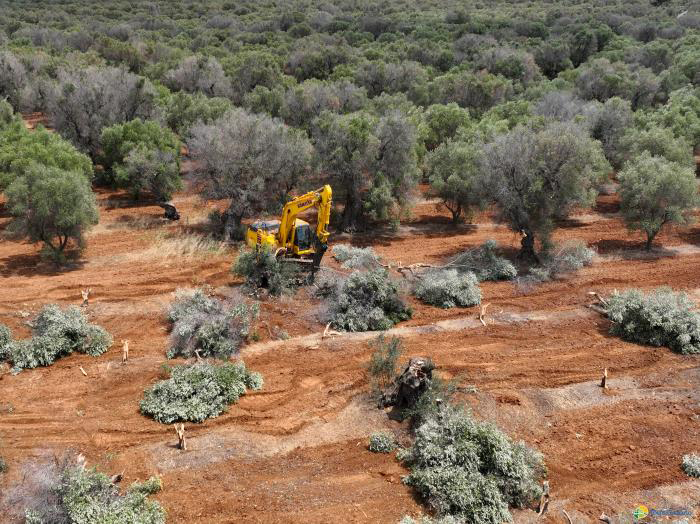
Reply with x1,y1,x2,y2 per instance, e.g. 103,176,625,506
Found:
0,0,696,260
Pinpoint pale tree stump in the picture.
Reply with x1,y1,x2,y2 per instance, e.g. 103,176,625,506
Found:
601,368,608,389
175,423,187,450
121,340,129,364
538,480,550,516
81,288,91,307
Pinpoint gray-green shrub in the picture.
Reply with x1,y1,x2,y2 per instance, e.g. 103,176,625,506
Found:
401,405,545,523
140,361,263,424
449,240,517,281
332,244,382,269
413,270,481,309
606,287,700,355
233,248,301,296
6,305,112,372
23,460,164,524
682,454,700,478
368,432,397,453
0,456,6,473
326,269,412,331
166,289,258,359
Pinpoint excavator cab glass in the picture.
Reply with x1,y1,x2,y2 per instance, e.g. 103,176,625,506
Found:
294,224,312,251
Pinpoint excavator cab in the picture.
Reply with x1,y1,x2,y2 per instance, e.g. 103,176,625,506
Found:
246,185,332,270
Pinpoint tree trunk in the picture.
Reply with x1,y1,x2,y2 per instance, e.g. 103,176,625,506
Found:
518,231,539,263
223,207,244,242
341,195,362,232
449,202,462,225
645,231,656,251
380,357,435,420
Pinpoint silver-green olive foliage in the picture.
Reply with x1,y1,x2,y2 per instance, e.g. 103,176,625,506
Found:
480,123,610,260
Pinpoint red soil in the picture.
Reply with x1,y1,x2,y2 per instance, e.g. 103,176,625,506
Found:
1,165,700,522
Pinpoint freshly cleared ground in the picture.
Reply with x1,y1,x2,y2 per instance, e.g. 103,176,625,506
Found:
1,164,700,522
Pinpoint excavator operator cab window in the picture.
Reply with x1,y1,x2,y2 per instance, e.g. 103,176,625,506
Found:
294,224,312,251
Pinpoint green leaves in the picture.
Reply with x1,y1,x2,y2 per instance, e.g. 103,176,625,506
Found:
617,152,698,249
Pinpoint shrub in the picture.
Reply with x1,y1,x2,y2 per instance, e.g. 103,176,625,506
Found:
140,361,263,424
368,334,403,395
166,289,258,359
7,305,112,372
22,458,165,524
0,456,6,473
606,288,700,355
401,405,545,523
400,517,460,524
332,244,382,269
129,476,163,496
682,454,700,478
327,269,412,331
0,323,11,362
414,270,481,309
233,249,301,296
368,432,397,453
449,240,517,282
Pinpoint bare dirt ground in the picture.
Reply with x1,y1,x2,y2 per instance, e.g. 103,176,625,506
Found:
1,151,700,522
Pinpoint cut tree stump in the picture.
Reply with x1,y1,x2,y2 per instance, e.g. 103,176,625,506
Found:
601,368,608,389
175,423,187,450
380,357,435,419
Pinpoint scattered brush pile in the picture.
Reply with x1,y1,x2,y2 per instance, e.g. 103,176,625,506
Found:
605,287,700,354
332,244,382,269
522,241,595,285
414,270,481,308
401,517,460,524
412,240,514,309
682,454,700,478
233,248,301,296
448,240,517,282
399,404,545,524
318,269,412,331
0,305,112,373
140,361,263,424
23,457,164,524
166,288,258,359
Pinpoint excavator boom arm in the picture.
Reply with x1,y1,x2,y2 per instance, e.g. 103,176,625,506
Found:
278,185,332,248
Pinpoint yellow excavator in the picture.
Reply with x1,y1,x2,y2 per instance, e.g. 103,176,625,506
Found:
245,185,332,270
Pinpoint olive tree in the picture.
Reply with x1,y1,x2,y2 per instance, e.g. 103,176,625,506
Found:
418,103,471,151
100,118,181,199
188,108,313,240
618,153,698,250
313,109,418,229
583,97,633,168
0,119,93,190
5,164,98,262
48,66,160,157
426,140,482,224
480,123,609,261
619,125,694,167
165,55,231,98
0,50,27,109
313,111,379,230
